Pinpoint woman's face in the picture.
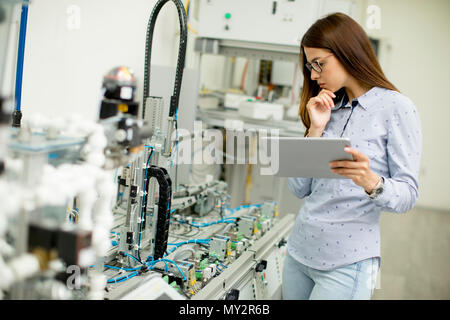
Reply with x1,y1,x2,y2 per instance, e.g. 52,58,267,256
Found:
303,46,350,93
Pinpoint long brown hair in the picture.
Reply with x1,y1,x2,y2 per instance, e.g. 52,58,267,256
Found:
299,12,398,136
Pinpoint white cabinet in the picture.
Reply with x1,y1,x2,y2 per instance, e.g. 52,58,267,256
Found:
197,0,359,47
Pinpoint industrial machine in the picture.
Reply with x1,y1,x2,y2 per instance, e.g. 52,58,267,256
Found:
0,0,294,300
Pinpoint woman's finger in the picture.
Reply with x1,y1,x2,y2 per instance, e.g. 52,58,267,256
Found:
330,168,365,176
330,160,362,169
320,91,335,108
323,94,335,109
319,95,331,109
320,89,336,98
308,97,321,109
344,147,369,162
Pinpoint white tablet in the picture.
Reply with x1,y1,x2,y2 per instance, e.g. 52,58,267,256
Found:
262,137,353,178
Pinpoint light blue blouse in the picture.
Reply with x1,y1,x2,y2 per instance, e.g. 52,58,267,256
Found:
287,86,422,270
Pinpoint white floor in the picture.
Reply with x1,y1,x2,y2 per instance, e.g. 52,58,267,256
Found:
372,206,450,300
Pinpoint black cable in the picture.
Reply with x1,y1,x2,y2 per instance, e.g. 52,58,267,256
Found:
142,0,188,119
137,147,154,262
340,100,358,137
119,251,144,266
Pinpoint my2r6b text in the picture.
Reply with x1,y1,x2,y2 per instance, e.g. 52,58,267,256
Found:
223,304,270,315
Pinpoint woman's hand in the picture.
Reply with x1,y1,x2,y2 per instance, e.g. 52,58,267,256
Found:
329,147,381,194
307,89,336,137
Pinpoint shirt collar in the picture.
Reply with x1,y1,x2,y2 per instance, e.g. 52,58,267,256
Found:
333,86,380,111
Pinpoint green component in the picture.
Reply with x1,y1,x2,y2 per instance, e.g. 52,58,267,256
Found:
257,222,262,230
225,12,231,19
231,241,236,250
196,271,203,281
163,275,169,283
169,282,181,293
200,258,209,270
237,233,243,241
209,251,217,258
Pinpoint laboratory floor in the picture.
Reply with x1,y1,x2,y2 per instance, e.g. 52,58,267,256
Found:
372,206,450,300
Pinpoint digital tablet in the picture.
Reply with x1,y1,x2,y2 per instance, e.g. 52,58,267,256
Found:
261,137,353,178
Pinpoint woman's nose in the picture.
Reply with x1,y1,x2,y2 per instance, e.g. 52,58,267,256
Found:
310,69,320,81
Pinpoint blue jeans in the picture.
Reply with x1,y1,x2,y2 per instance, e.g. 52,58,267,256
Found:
282,251,379,300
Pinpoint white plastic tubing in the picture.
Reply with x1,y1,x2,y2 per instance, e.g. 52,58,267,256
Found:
0,114,117,299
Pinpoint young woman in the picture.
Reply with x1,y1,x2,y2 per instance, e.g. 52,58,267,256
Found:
282,12,422,300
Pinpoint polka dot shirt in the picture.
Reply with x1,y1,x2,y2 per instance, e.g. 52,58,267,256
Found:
287,87,422,271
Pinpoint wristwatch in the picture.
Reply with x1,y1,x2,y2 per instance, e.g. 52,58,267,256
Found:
367,177,384,199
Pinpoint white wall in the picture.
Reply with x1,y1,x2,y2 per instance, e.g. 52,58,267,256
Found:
21,0,182,121
364,0,450,210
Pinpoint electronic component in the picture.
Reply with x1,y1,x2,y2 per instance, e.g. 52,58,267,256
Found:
235,241,244,257
99,66,139,120
261,201,278,219
261,220,271,235
237,215,257,238
255,260,267,273
201,264,217,283
174,260,196,288
225,288,240,300
209,235,231,261
98,66,153,169
28,222,93,269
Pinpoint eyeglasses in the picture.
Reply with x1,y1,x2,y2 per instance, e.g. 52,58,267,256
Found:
305,54,333,73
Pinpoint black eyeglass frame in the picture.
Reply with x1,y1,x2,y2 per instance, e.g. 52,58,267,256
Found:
305,54,334,73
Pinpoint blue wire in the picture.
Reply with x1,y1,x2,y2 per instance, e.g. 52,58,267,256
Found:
105,265,141,272
107,271,139,284
145,258,186,281
167,239,211,246
14,3,29,112
178,217,236,228
122,252,143,265
146,258,169,273
224,203,263,216
166,239,211,254
106,197,269,285
106,256,187,284
160,258,187,281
